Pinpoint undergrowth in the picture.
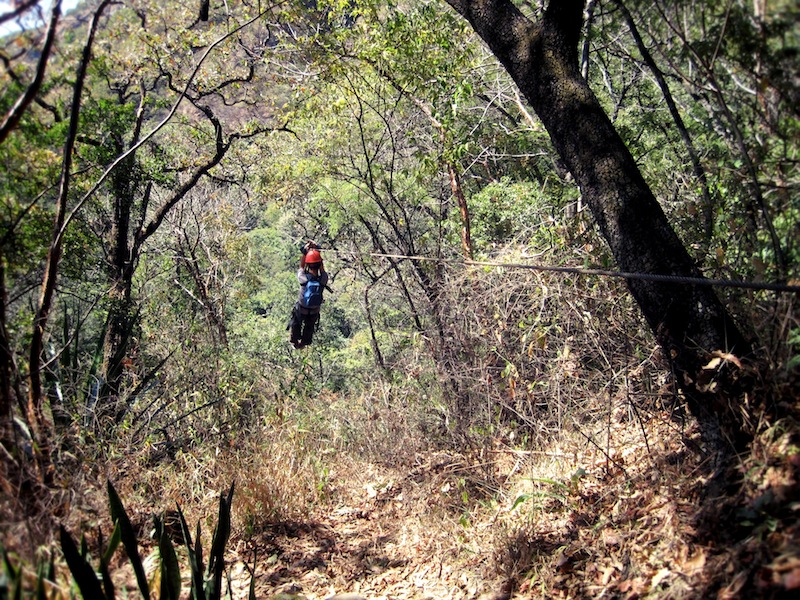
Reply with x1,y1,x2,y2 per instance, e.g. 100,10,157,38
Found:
0,255,796,599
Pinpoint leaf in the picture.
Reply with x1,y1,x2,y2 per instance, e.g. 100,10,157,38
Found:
681,549,707,576
59,525,105,600
156,516,182,600
206,483,235,600
705,351,743,370
35,558,49,600
2,545,22,600
650,568,671,589
102,522,122,565
2,545,19,581
99,552,116,599
248,549,257,600
107,479,150,599
176,505,206,600
511,494,531,511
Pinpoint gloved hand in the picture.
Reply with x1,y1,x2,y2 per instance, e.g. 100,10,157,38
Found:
302,240,319,254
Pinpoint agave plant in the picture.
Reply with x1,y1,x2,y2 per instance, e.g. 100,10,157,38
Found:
1,542,57,599
56,480,255,600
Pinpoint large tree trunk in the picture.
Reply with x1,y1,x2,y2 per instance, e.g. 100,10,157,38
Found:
97,151,138,422
99,278,135,421
446,0,752,445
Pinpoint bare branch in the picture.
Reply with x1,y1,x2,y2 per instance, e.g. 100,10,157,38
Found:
0,0,41,28
57,6,274,246
0,0,61,144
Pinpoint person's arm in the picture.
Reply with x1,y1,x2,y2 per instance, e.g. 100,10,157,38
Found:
299,240,319,269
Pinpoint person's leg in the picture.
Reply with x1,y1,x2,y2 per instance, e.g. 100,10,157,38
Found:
289,307,302,347
300,313,318,346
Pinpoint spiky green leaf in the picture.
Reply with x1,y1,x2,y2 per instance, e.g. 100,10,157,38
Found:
102,522,122,565
156,516,182,600
59,525,105,600
177,506,206,600
107,480,150,599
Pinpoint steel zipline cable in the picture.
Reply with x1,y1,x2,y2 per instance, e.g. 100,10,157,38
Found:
317,248,800,294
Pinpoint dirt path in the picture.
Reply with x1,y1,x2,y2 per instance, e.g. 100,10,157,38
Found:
232,454,511,599
222,412,800,600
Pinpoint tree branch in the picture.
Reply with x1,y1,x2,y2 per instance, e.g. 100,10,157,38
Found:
57,7,274,247
0,0,61,144
0,0,41,28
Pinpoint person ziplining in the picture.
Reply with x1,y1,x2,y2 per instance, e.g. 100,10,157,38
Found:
288,240,329,349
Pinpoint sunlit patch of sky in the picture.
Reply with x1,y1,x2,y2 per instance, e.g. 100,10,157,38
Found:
1,0,80,36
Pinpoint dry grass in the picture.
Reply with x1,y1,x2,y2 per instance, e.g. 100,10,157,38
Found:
2,250,797,599
2,377,797,599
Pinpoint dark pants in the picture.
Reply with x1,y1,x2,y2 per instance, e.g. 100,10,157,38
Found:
289,306,320,347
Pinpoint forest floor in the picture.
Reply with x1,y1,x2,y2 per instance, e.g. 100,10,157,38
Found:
3,402,799,599
220,409,800,600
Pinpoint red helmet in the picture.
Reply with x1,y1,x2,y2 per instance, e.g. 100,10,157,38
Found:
305,248,322,264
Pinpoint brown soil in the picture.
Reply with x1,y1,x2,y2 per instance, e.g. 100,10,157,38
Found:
3,409,798,599
222,414,800,599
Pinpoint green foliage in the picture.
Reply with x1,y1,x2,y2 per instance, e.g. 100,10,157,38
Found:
56,480,246,600
594,0,799,282
0,544,22,600
468,178,570,251
512,470,586,515
1,541,58,599
107,480,149,597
